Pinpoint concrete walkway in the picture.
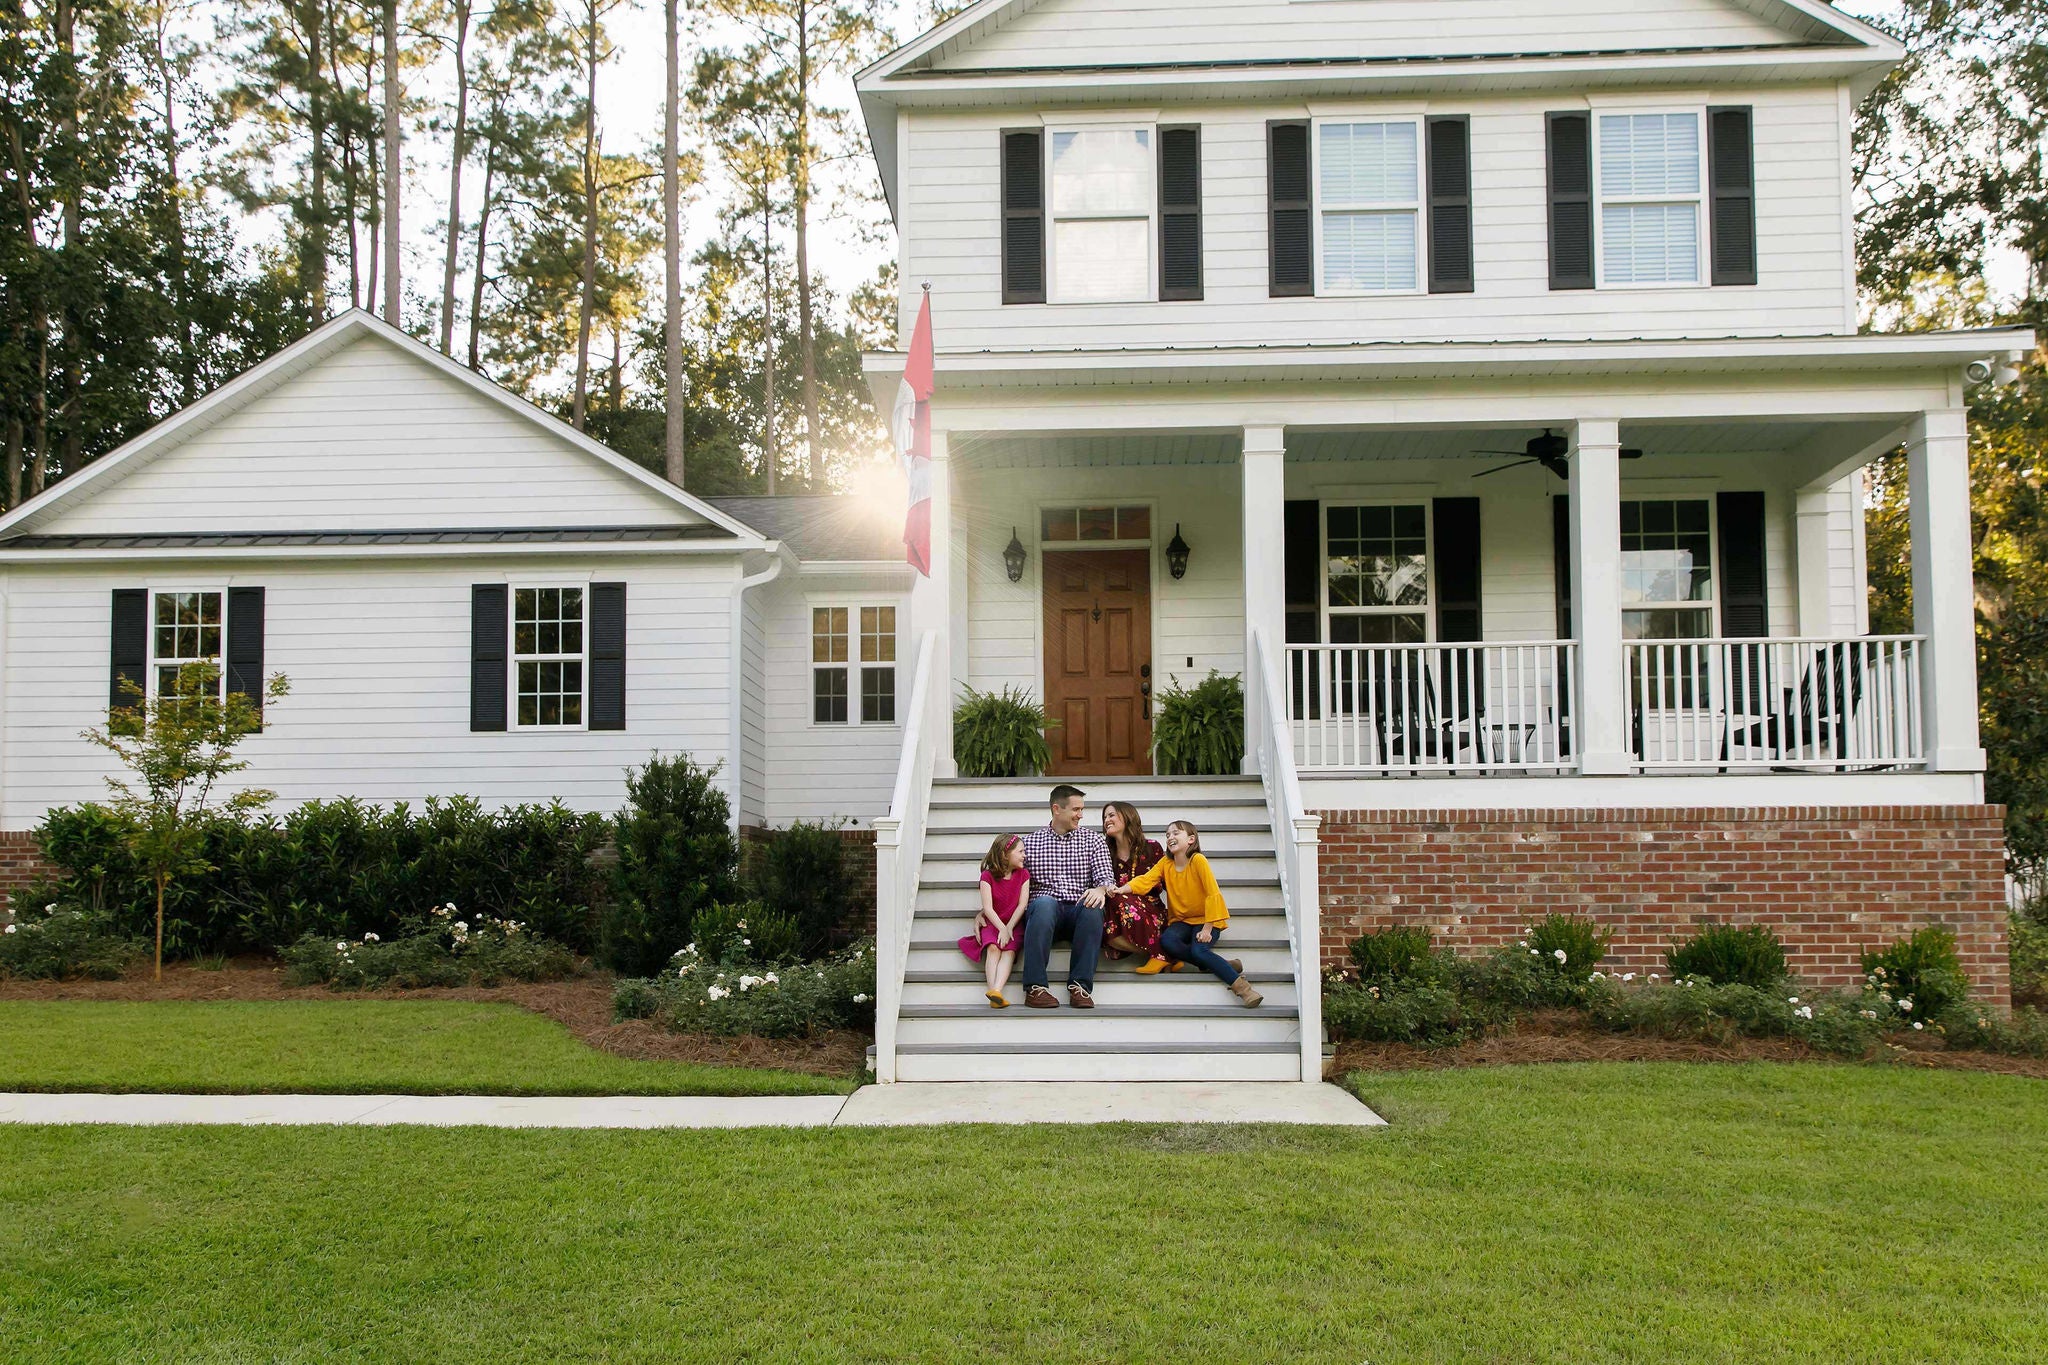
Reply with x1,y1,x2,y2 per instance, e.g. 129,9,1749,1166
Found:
0,1084,1384,1129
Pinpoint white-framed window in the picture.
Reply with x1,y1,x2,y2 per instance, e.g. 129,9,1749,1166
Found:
1596,111,1704,286
813,604,896,726
150,590,225,699
1038,504,1153,546
1323,503,1432,644
1314,117,1422,294
1620,498,1716,639
512,585,585,728
1047,126,1154,304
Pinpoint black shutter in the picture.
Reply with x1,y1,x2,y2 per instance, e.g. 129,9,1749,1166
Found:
588,582,626,731
1158,125,1203,301
1708,106,1757,287
1268,120,1312,297
1551,495,1572,638
109,588,147,712
1283,499,1322,645
471,584,507,732
1001,129,1044,305
1427,116,1474,294
1717,492,1769,638
226,587,266,720
1546,112,1594,290
1433,498,1482,641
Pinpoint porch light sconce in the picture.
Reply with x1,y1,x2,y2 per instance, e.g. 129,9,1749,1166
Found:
1166,524,1191,580
1002,527,1027,583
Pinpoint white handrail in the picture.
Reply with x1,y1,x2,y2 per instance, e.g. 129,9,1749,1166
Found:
1252,628,1322,1085
870,629,939,1084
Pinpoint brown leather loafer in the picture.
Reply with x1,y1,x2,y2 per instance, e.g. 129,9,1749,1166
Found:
1067,984,1095,1010
1024,985,1059,1009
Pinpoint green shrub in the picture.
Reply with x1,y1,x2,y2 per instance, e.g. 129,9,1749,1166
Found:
1526,914,1609,974
1935,1002,2048,1058
282,909,579,990
2010,915,2048,1009
689,901,801,966
601,754,743,977
1665,923,1788,988
1586,978,1792,1043
618,938,877,1038
748,821,857,954
1348,926,1437,983
953,686,1053,778
0,902,142,981
1323,977,1504,1045
1150,672,1244,776
1861,924,1970,1022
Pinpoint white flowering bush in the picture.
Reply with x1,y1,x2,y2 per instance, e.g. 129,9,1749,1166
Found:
612,937,876,1038
0,900,142,981
281,903,578,989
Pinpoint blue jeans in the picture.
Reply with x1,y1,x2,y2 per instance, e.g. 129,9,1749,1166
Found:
1020,894,1103,992
1157,920,1238,984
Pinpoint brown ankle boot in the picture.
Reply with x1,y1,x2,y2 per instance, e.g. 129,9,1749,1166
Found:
1229,976,1263,1008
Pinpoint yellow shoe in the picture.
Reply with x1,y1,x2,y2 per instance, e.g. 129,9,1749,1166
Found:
1134,956,1170,975
986,991,1009,1009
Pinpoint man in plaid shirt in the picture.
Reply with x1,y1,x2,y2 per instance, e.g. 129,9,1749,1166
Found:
1017,784,1117,1009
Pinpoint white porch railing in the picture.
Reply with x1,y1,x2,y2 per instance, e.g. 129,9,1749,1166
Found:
869,630,939,1084
1285,641,1578,774
1253,628,1322,1084
1626,635,1926,771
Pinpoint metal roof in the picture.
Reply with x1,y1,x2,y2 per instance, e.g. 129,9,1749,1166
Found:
0,525,736,551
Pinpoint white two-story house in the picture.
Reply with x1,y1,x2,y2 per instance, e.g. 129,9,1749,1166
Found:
0,0,2022,1084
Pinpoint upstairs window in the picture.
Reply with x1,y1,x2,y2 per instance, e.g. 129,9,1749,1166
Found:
152,590,224,699
1047,128,1154,303
1316,119,1421,294
1597,113,1702,286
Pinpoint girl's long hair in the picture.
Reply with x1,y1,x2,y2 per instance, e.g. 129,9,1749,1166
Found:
1167,819,1202,855
1103,800,1146,859
982,833,1022,878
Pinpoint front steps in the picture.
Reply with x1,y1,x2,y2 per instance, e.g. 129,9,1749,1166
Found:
891,776,1306,1083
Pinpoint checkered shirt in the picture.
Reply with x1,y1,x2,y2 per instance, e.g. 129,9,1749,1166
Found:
1019,822,1115,903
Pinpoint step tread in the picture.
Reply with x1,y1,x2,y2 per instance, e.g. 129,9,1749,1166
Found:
934,776,1260,786
904,969,1295,984
907,936,1291,951
900,1002,1296,1019
929,798,1269,810
896,1041,1298,1055
923,848,1276,861
927,822,1272,835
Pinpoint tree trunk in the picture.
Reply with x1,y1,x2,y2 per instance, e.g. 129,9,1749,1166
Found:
1,124,49,497
661,0,684,484
306,0,329,317
761,195,777,494
154,875,166,982
151,7,197,404
794,1,822,487
328,4,358,310
610,327,622,415
362,49,380,313
439,0,472,353
467,124,498,371
382,0,402,324
54,0,82,481
571,4,600,431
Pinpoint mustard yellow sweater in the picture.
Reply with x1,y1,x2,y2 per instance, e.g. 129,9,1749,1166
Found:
1125,853,1228,928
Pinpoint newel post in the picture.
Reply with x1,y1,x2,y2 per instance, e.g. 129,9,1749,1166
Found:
1292,813,1322,1084
871,815,902,1084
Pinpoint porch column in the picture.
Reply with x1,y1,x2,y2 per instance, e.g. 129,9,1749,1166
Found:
1568,419,1631,774
1906,408,1984,773
911,429,959,777
1241,423,1287,771
1793,484,1836,636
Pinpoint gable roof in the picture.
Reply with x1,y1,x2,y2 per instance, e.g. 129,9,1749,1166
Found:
705,496,906,563
0,310,767,548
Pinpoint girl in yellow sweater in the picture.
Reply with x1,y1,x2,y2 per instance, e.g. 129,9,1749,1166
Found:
1115,820,1262,1007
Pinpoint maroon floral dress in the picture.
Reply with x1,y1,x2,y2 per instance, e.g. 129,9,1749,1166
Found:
1102,837,1167,959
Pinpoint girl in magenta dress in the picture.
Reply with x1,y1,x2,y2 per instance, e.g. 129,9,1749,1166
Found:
958,833,1030,1008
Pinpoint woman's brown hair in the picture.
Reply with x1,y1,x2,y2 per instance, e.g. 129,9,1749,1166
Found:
982,833,1022,878
1102,801,1146,859
1167,819,1202,855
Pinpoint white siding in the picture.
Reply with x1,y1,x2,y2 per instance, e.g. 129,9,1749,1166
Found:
932,0,1810,70
26,336,703,535
901,86,1851,349
757,575,909,825
738,589,769,826
0,555,740,828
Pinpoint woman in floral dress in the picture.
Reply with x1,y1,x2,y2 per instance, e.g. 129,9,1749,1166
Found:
1100,800,1167,959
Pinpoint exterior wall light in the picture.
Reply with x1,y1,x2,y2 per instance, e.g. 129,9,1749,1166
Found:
1166,524,1191,580
1003,527,1027,582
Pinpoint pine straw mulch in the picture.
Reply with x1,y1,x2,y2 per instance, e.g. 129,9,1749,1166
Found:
1332,1009,2048,1081
0,960,867,1078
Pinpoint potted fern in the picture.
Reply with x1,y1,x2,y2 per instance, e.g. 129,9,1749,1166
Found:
953,686,1056,778
1151,671,1244,775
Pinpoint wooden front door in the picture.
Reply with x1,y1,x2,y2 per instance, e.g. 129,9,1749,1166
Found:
1044,549,1152,775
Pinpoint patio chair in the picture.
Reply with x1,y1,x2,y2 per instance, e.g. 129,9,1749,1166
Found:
1720,642,1868,769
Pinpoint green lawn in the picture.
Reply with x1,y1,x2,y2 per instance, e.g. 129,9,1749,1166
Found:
4,1064,2046,1362
0,1001,854,1097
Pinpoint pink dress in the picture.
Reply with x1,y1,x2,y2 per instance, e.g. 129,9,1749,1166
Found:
958,868,1028,962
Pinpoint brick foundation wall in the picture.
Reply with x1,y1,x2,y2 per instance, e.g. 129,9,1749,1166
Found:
1316,806,2011,1003
0,831,53,911
739,825,879,938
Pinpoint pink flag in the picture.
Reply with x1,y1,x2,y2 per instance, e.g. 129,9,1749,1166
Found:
891,290,935,576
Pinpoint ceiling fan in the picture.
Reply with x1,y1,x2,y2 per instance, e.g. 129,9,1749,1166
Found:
1471,429,1643,479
